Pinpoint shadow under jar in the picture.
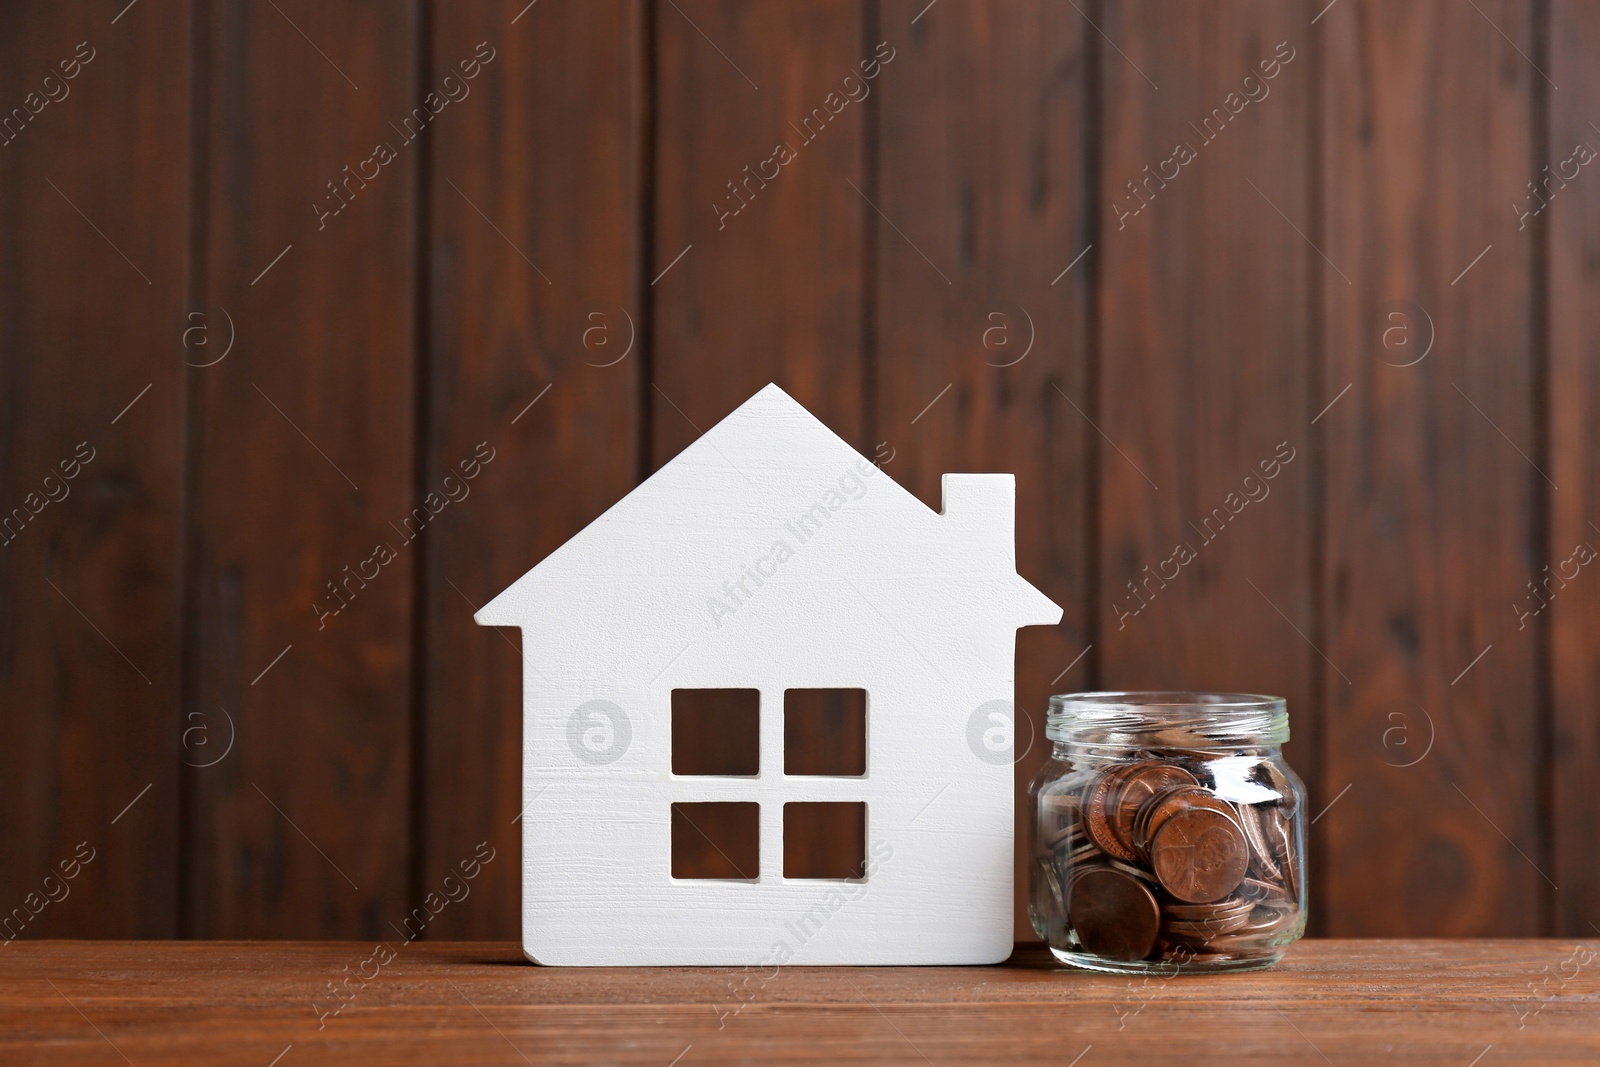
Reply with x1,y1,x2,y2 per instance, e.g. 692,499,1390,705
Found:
1028,692,1306,974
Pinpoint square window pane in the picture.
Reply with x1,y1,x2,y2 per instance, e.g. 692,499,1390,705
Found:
672,688,759,776
671,802,759,879
784,688,866,776
784,802,866,880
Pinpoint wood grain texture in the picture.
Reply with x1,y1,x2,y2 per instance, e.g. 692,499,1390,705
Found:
3,940,1599,1064
781,691,867,879
1095,0,1316,803
421,0,644,939
185,0,420,937
0,1,190,937
652,0,866,453
2,0,1597,945
873,0,1090,941
1548,0,1600,940
1319,0,1543,935
653,0,868,879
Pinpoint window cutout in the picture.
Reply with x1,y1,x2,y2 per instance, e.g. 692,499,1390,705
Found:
784,802,866,880
672,688,759,776
784,688,866,776
671,802,759,879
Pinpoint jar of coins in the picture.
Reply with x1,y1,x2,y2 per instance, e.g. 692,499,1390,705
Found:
1028,691,1305,973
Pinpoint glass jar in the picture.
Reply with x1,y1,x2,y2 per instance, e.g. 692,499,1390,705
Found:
1028,691,1306,973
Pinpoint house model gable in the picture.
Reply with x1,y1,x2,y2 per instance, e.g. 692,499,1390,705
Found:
477,382,1062,965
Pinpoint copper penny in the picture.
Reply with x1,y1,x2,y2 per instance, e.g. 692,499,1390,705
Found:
1150,806,1249,903
1113,763,1198,858
1264,807,1298,900
1041,791,1079,816
1041,791,1083,851
1138,785,1218,851
1252,900,1303,936
1238,802,1282,881
1163,892,1254,932
1163,896,1252,922
1084,766,1140,862
1067,866,1161,961
1260,759,1296,816
1240,876,1290,902
1202,902,1302,952
1165,912,1252,939
1034,855,1066,932
1067,838,1102,865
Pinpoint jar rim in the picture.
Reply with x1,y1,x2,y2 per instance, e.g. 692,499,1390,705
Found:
1046,690,1288,745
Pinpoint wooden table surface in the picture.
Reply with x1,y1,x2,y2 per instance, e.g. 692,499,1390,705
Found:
3,940,1597,1065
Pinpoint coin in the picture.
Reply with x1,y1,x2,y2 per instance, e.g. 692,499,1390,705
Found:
1201,902,1302,952
1104,854,1156,883
1067,866,1161,961
1113,763,1199,858
1263,807,1298,901
1246,899,1300,932
1067,838,1102,865
1238,802,1282,882
1162,896,1253,922
1260,759,1296,816
1041,791,1081,814
1043,792,1085,853
1165,912,1253,939
1085,765,1140,862
1150,806,1249,903
1240,876,1290,902
1152,941,1238,965
1034,855,1066,930
1035,744,1303,969
1137,785,1225,856
1162,892,1255,936
1132,785,1188,851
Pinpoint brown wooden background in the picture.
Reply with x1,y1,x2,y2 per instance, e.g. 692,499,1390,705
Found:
2,0,1596,943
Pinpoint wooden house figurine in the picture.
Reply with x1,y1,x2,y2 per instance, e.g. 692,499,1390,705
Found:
475,383,1061,964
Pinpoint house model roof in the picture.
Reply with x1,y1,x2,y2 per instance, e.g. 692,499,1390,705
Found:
475,383,1060,654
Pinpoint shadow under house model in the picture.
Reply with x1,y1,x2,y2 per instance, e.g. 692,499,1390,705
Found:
476,383,1061,965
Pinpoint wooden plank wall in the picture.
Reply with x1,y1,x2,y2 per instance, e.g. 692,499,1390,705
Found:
0,0,1593,942
1320,0,1543,936
184,0,422,938
0,0,191,938
1550,0,1600,940
1097,0,1316,935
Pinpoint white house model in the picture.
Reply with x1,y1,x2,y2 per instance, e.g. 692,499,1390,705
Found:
475,383,1061,965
